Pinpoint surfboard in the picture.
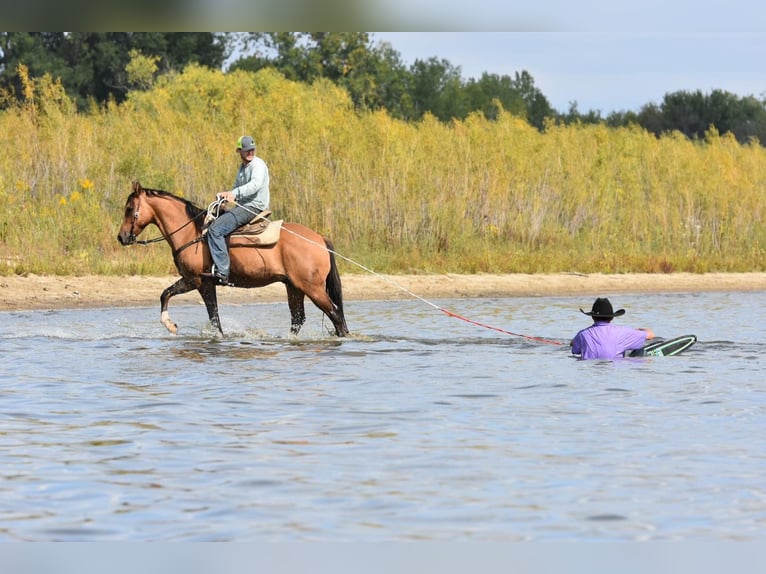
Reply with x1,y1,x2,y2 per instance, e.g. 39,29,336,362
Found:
628,334,697,357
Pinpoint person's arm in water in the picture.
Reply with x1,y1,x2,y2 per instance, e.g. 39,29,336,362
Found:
638,328,655,341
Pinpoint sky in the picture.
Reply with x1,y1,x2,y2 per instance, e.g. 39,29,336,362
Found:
372,32,766,115
6,1,763,116
188,1,766,118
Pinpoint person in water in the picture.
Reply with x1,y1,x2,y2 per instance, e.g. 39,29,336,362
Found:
571,297,655,359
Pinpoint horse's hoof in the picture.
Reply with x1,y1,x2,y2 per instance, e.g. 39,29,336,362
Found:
162,320,178,335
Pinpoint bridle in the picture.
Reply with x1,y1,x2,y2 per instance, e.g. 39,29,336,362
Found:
127,192,207,252
127,193,163,245
126,202,145,245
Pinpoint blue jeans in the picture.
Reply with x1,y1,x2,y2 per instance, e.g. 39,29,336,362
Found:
206,206,258,278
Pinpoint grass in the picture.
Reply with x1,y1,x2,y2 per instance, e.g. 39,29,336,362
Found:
1,64,764,277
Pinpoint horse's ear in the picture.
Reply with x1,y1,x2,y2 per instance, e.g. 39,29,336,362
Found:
132,180,141,192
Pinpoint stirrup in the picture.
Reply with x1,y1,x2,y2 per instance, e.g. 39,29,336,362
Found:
199,272,232,287
200,265,232,286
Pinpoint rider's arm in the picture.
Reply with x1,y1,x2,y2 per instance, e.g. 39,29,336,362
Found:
232,159,270,210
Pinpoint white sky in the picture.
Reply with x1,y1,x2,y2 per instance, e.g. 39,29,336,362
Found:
371,30,766,115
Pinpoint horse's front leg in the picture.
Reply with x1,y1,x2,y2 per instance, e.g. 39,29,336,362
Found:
199,279,223,335
160,277,197,334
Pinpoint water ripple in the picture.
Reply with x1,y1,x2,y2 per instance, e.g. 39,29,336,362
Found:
1,293,765,541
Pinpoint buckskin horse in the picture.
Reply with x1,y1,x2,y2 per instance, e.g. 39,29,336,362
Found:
117,181,349,337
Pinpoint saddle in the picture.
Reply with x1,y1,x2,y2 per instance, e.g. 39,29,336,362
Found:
202,198,283,247
233,209,272,234
230,210,283,247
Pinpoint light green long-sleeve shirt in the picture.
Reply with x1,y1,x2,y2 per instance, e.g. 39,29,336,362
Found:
232,156,270,212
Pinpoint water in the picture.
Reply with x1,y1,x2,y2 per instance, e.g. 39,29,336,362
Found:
1,291,765,541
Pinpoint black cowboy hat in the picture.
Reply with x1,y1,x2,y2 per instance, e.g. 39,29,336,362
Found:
580,297,625,319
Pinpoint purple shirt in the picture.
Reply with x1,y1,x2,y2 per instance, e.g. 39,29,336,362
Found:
571,321,649,359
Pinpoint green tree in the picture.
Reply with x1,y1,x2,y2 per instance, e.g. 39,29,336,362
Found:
227,33,558,127
513,70,555,130
360,40,413,118
229,32,412,116
0,32,230,109
0,33,69,104
464,71,554,128
631,89,766,144
407,56,466,121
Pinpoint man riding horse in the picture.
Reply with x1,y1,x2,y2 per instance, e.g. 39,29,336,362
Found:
202,135,270,286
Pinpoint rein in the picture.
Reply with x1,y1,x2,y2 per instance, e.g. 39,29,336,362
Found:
131,194,208,255
133,214,204,246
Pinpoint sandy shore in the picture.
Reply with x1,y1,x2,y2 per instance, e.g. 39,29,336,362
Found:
0,272,764,312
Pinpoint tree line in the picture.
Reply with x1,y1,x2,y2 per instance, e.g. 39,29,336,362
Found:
2,32,765,145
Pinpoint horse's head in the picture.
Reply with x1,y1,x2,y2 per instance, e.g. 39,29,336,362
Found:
117,180,151,246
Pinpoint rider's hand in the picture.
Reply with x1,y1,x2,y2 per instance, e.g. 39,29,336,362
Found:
217,191,236,203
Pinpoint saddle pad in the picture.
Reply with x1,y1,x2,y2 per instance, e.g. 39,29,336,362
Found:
230,220,283,246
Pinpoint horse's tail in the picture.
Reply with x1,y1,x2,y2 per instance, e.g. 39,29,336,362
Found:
324,238,349,335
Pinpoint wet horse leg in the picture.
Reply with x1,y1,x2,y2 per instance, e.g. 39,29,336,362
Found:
294,282,348,337
286,282,307,335
160,277,196,334
320,301,348,337
198,279,223,334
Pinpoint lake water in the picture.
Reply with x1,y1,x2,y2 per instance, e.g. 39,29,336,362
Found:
1,290,765,542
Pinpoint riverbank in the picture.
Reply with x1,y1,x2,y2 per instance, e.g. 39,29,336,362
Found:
1,272,765,311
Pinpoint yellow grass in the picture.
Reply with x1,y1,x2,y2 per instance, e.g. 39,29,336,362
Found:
1,64,764,277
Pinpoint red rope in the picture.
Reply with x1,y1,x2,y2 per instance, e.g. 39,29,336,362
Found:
440,308,565,345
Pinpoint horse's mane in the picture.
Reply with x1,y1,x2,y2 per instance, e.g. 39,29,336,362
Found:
130,184,207,226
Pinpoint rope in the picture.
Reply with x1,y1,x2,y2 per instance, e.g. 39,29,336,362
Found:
229,200,565,346
134,202,209,246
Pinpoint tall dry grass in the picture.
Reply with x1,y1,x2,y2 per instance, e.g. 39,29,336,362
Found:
1,64,764,277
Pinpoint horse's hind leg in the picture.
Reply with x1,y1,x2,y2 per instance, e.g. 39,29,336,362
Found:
323,305,348,337
286,283,307,336
301,286,348,337
160,277,197,334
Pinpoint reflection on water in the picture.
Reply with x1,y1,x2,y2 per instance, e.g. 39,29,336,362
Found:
0,292,765,541
170,342,282,362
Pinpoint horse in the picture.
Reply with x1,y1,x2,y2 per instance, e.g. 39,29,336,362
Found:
117,181,349,337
